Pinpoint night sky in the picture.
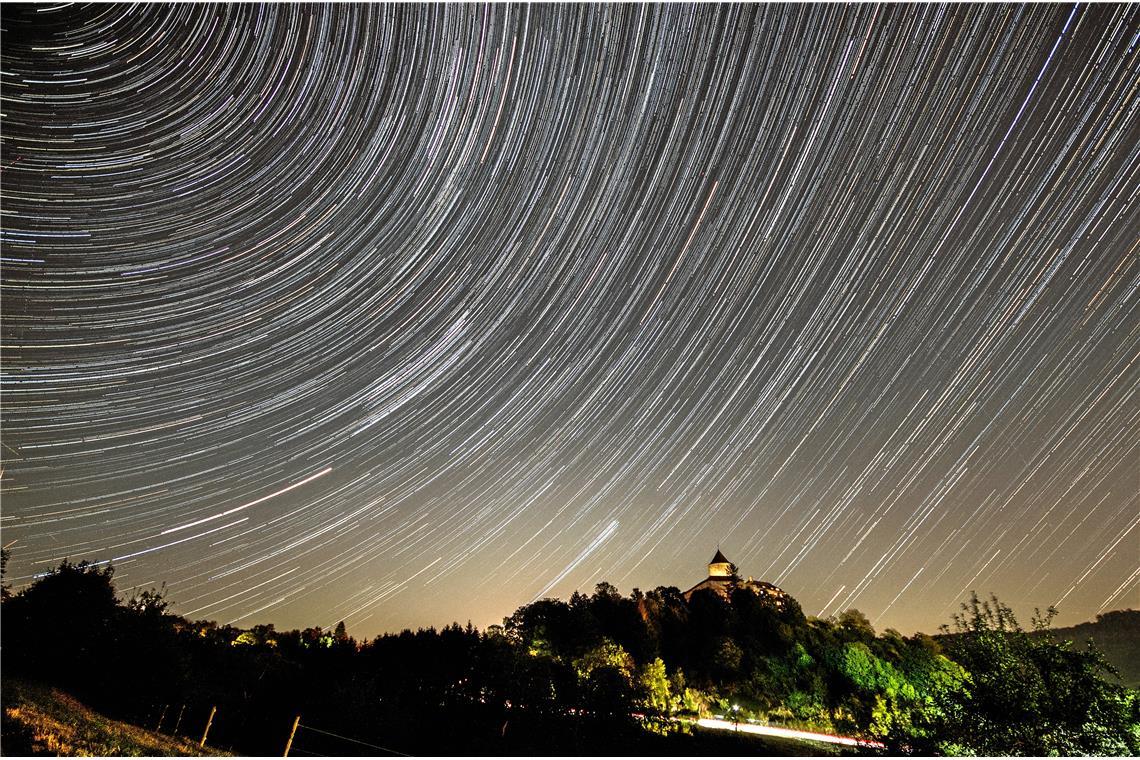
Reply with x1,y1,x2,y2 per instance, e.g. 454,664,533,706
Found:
2,3,1138,638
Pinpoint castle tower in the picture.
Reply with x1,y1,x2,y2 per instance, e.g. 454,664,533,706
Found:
707,549,735,578
684,548,787,605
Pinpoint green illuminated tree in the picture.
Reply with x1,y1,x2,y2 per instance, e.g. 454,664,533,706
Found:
640,657,677,714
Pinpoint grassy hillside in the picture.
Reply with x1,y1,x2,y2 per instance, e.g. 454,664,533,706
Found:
1,680,230,757
1040,609,1140,689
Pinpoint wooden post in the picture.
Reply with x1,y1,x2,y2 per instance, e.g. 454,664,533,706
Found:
283,715,301,757
173,704,186,736
199,706,216,748
154,704,168,732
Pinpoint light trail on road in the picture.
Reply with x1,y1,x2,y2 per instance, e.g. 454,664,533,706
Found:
695,717,886,749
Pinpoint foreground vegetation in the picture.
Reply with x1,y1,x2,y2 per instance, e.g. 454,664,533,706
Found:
1,680,229,756
1,551,1136,755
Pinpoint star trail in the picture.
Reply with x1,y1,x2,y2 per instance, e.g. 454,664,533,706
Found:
2,3,1138,637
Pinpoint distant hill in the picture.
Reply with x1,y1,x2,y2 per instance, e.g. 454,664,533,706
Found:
1,680,230,757
1037,609,1140,689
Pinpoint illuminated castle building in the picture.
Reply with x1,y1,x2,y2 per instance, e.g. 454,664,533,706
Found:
682,549,787,606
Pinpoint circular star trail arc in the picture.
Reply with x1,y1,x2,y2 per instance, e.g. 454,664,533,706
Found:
2,3,1138,636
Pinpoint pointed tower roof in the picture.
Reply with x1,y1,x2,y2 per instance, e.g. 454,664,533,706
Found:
710,549,731,565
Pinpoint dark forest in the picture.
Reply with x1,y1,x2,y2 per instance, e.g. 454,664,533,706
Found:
2,554,1136,756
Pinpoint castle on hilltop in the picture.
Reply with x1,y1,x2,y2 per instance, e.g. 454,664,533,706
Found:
682,549,787,606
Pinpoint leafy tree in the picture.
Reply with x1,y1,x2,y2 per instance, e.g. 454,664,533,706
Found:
712,636,743,681
639,657,676,715
126,585,169,617
2,560,120,690
506,598,583,659
587,582,653,663
729,585,795,661
573,639,634,681
910,593,1140,755
686,588,731,682
638,586,689,668
582,665,636,719
835,608,876,642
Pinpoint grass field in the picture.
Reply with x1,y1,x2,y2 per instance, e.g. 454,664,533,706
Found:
1,680,230,757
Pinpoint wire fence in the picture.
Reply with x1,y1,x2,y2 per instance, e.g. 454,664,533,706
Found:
146,702,217,746
293,722,410,757
146,702,409,757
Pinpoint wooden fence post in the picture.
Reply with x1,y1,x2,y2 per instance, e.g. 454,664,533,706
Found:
199,705,216,748
283,715,301,757
173,704,186,736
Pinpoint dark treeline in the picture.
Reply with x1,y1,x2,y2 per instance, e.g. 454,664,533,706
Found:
1,554,1137,756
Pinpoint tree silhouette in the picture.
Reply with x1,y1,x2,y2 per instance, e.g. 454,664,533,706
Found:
2,561,119,688
1,547,11,602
